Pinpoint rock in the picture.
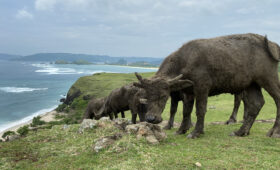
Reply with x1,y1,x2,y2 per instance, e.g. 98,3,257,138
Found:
97,120,114,129
64,88,81,105
114,118,132,130
209,105,216,109
153,131,167,141
78,119,97,133
125,122,167,144
60,98,66,102
99,117,110,121
5,134,20,142
83,95,92,100
62,124,70,130
125,124,139,134
93,133,122,152
137,126,151,136
195,162,202,167
146,135,159,145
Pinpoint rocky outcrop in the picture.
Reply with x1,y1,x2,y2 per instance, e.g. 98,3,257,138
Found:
64,88,81,105
84,118,167,152
78,119,97,133
126,122,167,144
92,133,122,152
5,134,20,142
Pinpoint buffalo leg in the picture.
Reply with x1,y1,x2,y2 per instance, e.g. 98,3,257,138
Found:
109,113,114,120
83,107,91,119
262,81,280,137
187,89,208,139
176,95,194,134
164,98,179,130
132,113,137,124
138,104,146,122
114,112,118,119
230,84,264,136
121,111,125,118
225,94,242,124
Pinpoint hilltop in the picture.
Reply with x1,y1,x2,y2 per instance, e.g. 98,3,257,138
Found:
0,72,280,169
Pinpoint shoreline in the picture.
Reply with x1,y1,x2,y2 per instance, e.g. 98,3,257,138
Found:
53,63,159,70
0,109,58,140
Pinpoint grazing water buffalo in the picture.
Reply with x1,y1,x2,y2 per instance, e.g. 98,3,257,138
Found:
134,33,280,138
83,97,106,119
95,84,146,123
165,92,245,134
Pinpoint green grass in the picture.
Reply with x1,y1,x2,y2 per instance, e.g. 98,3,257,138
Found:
1,72,280,169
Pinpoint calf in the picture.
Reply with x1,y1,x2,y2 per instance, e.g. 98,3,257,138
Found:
83,97,106,119
95,84,146,123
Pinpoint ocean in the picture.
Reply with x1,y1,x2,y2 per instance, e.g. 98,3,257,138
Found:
0,60,157,132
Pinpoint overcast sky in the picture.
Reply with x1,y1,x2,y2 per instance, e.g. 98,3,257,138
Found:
0,0,280,57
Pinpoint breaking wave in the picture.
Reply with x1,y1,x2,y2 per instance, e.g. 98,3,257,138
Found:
0,87,48,93
31,63,107,75
0,105,57,133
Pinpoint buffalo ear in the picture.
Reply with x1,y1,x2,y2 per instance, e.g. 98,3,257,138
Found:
135,72,143,82
168,79,193,91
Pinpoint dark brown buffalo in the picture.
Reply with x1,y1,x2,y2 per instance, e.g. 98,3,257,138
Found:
95,84,146,123
165,92,245,134
83,97,106,119
134,33,280,138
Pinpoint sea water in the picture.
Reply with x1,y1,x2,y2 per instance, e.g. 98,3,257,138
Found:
0,60,157,132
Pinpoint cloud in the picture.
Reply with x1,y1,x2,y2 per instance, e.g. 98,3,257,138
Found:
35,0,57,11
16,9,33,19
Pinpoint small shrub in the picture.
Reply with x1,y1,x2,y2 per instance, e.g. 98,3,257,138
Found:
17,125,29,136
70,99,87,109
65,107,70,113
31,116,46,127
2,131,15,138
56,104,67,112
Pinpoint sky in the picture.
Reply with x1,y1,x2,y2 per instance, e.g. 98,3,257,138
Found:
0,0,280,58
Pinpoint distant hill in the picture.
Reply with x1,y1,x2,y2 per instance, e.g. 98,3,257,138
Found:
13,53,163,66
0,53,22,60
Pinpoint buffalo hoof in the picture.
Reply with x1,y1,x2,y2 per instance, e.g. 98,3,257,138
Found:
225,119,237,125
163,124,172,130
187,131,203,139
175,129,187,135
229,130,249,137
267,128,280,138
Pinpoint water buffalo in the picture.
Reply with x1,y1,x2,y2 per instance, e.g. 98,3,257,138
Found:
134,33,280,138
165,92,245,134
95,84,146,123
83,97,106,119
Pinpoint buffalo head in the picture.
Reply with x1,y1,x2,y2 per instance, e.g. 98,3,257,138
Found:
133,72,193,124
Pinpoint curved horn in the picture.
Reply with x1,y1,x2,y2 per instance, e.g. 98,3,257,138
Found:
139,98,148,104
167,74,183,83
135,72,143,82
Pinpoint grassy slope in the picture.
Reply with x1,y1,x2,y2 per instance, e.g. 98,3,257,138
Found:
1,72,280,169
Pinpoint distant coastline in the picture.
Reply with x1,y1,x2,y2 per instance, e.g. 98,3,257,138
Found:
53,59,159,68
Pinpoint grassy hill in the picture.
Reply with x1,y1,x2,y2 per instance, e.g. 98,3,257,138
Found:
0,72,280,169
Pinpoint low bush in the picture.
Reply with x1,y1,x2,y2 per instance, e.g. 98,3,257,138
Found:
31,116,46,127
56,104,67,112
2,131,16,138
17,125,29,136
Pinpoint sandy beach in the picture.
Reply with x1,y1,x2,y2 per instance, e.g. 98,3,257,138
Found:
0,110,58,140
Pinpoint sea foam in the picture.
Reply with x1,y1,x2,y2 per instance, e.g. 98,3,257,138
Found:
32,63,108,75
0,105,57,133
0,87,48,93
